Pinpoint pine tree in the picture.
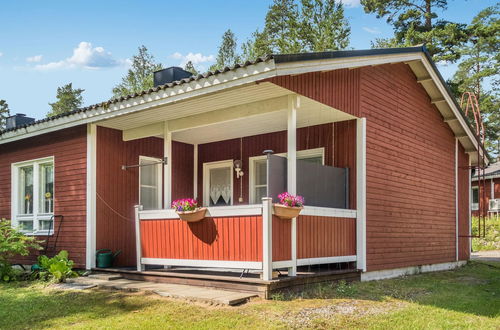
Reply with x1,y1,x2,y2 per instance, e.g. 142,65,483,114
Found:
361,0,468,62
47,83,84,118
184,61,199,75
112,45,163,98
299,0,350,51
452,5,499,156
263,0,302,54
0,99,10,130
210,29,240,71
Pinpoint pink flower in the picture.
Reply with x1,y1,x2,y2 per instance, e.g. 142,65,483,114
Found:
277,192,304,207
171,198,198,212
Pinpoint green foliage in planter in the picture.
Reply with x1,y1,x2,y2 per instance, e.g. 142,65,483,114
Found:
35,250,78,283
0,219,41,282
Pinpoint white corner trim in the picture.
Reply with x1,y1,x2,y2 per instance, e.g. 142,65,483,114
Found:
85,123,97,270
356,118,367,272
455,138,459,261
361,261,467,281
141,258,262,270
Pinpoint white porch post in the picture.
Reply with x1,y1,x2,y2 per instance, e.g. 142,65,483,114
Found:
287,95,298,277
85,123,97,270
193,144,198,200
262,197,273,280
356,118,367,272
134,204,144,271
164,122,172,207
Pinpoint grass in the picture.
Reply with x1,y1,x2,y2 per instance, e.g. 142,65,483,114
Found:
0,261,499,329
472,216,500,251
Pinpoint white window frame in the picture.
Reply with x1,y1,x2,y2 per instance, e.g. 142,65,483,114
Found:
139,156,163,210
11,156,55,235
249,147,325,204
203,160,234,207
471,186,479,211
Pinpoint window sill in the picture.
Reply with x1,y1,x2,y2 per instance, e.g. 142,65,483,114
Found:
22,231,54,236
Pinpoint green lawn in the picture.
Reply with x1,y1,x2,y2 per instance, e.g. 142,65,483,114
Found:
0,261,499,329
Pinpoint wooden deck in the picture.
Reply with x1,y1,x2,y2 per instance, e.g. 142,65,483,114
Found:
93,264,360,298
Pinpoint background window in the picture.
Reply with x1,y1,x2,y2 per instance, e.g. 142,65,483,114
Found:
250,148,324,203
13,158,54,233
139,157,162,210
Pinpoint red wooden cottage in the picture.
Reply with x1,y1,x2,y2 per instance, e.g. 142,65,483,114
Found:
0,46,486,285
472,162,500,218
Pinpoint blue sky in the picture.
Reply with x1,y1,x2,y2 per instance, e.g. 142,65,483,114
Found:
0,0,496,120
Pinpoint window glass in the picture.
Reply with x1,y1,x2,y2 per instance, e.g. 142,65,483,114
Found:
139,157,161,210
472,188,479,203
19,166,34,215
209,167,231,206
251,150,324,203
40,163,54,214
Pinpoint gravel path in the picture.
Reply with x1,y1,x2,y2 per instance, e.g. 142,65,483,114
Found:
471,250,500,262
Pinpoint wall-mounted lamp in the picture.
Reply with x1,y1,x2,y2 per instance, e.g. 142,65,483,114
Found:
234,159,244,179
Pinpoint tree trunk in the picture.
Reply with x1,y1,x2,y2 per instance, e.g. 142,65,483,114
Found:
425,0,432,30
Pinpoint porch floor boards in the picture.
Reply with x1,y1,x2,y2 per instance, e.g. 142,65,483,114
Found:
91,266,360,298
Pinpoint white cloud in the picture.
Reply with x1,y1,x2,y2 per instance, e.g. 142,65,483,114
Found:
26,55,43,62
170,52,215,69
339,0,360,7
362,27,381,34
34,42,124,70
0,52,3,57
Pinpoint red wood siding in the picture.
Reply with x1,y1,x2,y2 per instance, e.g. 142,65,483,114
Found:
457,144,470,260
196,123,354,204
96,127,163,267
0,126,87,267
360,64,459,271
140,216,263,261
171,141,194,201
269,63,472,271
267,69,360,117
333,120,357,209
272,216,292,261
297,216,356,259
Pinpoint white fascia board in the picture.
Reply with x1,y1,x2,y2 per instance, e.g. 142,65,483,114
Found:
275,53,422,76
418,54,482,158
0,61,277,145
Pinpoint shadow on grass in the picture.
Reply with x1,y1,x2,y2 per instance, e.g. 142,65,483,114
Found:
271,261,500,318
0,282,160,329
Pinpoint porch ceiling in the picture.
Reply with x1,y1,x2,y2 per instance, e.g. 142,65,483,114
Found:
98,82,355,144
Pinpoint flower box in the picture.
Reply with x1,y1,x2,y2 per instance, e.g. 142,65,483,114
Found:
176,207,207,222
273,204,303,220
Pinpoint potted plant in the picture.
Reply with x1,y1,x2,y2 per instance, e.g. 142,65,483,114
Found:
171,198,207,222
273,192,304,220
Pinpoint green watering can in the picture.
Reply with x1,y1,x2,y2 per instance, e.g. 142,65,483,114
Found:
96,249,121,268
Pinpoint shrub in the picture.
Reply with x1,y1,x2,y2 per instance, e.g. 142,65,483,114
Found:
472,216,500,251
35,250,78,283
0,219,41,282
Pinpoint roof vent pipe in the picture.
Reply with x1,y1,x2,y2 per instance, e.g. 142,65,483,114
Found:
6,113,35,130
153,67,193,87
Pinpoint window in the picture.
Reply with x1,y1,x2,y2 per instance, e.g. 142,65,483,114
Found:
203,160,233,207
12,157,54,234
472,187,479,211
249,148,324,203
139,156,162,210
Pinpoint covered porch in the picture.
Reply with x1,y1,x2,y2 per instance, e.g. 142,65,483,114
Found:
93,81,367,281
